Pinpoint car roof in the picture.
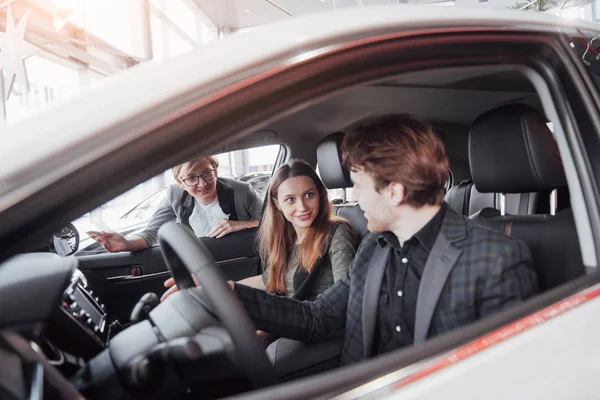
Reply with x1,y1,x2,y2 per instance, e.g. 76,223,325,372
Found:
0,5,596,213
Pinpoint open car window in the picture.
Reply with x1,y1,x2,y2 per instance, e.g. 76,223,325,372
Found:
72,144,280,255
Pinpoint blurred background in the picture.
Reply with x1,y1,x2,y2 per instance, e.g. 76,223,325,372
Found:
0,0,593,128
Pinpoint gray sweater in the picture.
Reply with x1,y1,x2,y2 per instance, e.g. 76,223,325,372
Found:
262,223,356,300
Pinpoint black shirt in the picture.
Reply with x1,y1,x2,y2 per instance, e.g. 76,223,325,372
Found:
373,203,447,356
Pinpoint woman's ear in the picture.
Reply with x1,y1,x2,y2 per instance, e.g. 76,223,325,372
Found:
175,178,186,190
273,197,281,211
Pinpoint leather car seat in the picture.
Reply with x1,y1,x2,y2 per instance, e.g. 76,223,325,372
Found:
468,104,585,291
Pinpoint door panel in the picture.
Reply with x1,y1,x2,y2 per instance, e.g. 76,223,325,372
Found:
76,228,260,322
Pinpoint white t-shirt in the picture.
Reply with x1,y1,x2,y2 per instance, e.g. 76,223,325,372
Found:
188,197,230,237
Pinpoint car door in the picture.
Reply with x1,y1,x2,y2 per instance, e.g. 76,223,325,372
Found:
75,229,261,322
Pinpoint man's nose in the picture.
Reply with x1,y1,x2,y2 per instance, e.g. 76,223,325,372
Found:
196,179,207,188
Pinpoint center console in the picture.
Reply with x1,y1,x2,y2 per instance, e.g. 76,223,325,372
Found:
47,270,111,360
62,270,108,341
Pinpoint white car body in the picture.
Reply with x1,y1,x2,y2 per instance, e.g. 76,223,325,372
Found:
1,5,599,399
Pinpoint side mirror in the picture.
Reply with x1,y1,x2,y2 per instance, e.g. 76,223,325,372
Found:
52,223,79,256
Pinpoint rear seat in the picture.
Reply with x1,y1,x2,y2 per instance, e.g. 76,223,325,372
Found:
445,178,539,217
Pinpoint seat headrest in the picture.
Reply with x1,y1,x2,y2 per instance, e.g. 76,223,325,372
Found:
316,131,352,189
469,104,566,193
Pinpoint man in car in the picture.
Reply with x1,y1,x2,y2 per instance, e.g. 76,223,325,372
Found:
232,114,538,365
88,156,263,252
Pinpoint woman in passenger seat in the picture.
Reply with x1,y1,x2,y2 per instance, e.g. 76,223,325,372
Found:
239,159,357,301
160,159,357,302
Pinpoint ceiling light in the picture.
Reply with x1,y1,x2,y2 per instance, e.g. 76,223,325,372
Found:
243,8,251,13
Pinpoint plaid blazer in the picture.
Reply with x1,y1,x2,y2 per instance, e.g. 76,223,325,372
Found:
235,205,538,365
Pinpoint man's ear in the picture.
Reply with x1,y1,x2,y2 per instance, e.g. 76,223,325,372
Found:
214,167,219,178
388,182,405,206
175,178,185,190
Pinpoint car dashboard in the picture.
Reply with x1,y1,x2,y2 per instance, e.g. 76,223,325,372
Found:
0,250,262,400
0,253,115,397
0,251,233,400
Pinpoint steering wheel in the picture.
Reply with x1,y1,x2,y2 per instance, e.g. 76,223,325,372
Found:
157,222,275,388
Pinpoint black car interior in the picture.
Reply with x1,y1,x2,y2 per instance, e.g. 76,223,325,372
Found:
0,61,592,400
255,96,588,382
468,104,584,291
445,180,539,217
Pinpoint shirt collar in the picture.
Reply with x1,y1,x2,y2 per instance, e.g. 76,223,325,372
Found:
376,202,447,252
377,231,400,249
196,196,219,209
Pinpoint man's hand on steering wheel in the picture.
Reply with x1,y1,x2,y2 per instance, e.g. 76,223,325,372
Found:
161,276,234,301
160,275,198,301
157,222,272,388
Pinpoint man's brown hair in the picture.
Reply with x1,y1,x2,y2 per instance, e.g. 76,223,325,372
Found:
341,114,449,208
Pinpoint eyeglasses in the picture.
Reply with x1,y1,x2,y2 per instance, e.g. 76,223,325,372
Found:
182,167,216,187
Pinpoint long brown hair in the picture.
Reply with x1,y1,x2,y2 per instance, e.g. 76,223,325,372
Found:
259,159,347,294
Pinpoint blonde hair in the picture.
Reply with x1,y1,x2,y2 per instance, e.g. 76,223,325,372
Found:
172,156,219,181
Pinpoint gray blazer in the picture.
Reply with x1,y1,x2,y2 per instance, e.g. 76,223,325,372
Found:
137,177,263,246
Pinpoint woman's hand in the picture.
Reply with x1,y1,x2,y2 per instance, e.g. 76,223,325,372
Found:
208,219,249,239
87,231,129,252
208,219,259,239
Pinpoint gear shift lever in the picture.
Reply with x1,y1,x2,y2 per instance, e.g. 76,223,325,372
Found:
130,293,160,323
126,337,203,390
